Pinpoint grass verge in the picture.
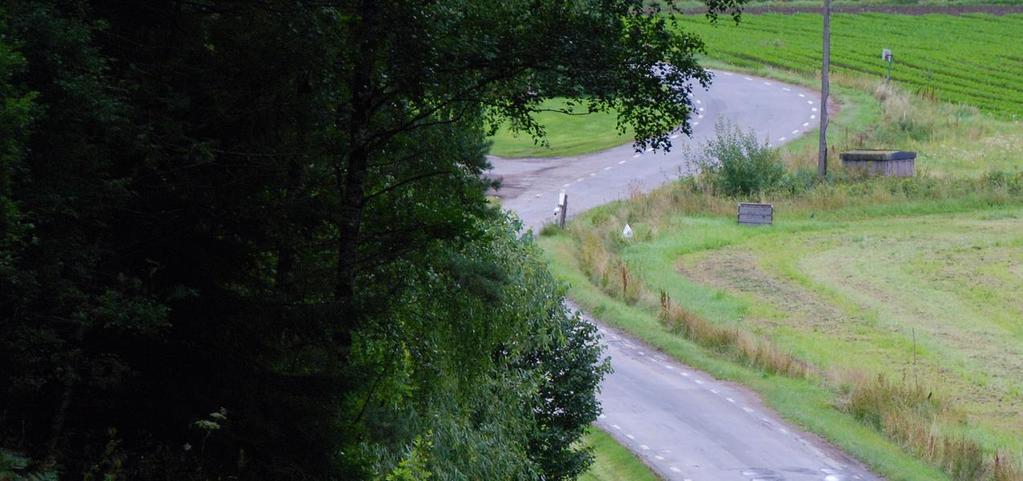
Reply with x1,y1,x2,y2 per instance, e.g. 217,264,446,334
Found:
542,173,1023,481
580,429,663,481
488,98,632,158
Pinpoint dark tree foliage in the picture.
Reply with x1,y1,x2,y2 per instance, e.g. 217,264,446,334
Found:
0,1,743,479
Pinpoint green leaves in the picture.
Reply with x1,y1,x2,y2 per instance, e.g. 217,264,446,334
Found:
1,1,738,479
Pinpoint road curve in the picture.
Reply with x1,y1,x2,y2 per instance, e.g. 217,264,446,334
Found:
488,71,881,481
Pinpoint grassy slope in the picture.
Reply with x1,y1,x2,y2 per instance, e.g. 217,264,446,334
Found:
540,230,949,481
628,207,1023,451
488,98,632,158
580,429,663,481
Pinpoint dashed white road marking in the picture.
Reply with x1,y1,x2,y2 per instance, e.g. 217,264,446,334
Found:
694,379,704,385
637,351,645,356
563,183,571,188
744,77,753,81
626,434,636,440
670,134,679,139
695,99,702,104
699,107,705,112
761,417,771,423
655,455,664,460
640,444,650,450
664,364,674,370
803,122,810,127
807,100,814,104
604,166,612,171
782,87,791,92
681,372,690,377
798,93,806,97
670,466,682,473
576,178,584,183
633,154,641,158
535,193,541,198
742,407,755,414
599,414,607,419
812,107,818,112
763,81,772,86
612,424,621,430
693,121,700,126
792,129,800,134
589,172,596,177
618,160,626,165
710,388,719,394
780,428,789,434
726,397,735,403
779,136,787,141
645,147,654,152
811,114,817,119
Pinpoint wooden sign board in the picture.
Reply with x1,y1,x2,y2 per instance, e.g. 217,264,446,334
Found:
738,203,773,225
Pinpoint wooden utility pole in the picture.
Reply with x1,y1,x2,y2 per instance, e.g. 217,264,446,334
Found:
818,0,831,179
558,192,568,228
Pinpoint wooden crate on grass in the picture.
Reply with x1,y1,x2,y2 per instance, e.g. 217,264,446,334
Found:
738,203,773,225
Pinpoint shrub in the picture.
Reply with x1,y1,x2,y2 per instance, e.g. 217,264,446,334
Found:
694,120,786,197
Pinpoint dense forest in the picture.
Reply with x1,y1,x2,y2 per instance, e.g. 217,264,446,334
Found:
0,1,740,479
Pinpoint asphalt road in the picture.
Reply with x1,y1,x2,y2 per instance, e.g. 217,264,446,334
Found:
488,71,881,481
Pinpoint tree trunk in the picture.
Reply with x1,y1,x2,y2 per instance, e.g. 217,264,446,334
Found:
335,0,378,348
818,0,831,179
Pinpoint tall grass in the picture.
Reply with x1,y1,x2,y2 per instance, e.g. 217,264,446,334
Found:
571,206,810,377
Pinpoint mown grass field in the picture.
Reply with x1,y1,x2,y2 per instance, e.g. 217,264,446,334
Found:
676,13,1023,117
488,98,631,158
541,175,1023,481
633,207,1023,449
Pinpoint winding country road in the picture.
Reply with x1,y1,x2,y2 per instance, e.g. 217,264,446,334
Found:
488,71,881,481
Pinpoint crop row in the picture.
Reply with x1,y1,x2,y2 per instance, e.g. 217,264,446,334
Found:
677,13,1023,117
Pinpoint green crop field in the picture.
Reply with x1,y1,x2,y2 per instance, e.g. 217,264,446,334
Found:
676,13,1023,117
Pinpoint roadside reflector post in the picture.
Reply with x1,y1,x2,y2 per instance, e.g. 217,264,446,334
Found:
557,192,568,228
